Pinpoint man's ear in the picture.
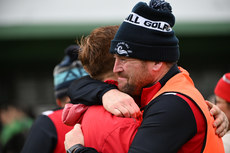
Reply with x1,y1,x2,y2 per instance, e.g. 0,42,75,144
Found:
152,62,163,71
56,99,62,107
56,97,71,107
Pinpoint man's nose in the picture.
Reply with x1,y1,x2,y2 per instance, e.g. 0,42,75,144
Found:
113,58,122,73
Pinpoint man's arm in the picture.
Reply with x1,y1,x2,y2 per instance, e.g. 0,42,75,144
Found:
67,76,141,118
67,76,117,105
21,115,57,153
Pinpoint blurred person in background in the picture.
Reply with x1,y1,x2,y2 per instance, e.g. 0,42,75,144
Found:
0,103,33,153
21,45,88,153
214,73,230,153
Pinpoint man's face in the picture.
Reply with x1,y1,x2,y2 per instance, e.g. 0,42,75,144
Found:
113,54,153,96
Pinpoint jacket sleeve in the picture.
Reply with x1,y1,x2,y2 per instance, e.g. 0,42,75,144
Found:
67,76,117,105
62,103,89,126
21,115,57,153
73,147,98,153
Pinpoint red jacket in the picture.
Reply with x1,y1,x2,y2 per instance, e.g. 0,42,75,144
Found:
48,109,73,153
63,104,141,153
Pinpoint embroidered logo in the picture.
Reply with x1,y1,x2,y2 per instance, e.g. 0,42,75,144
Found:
115,42,133,56
124,12,172,32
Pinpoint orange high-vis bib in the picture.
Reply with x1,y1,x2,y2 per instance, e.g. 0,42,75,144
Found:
149,67,224,153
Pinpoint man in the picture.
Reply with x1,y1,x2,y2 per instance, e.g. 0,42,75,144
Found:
214,73,230,153
21,45,88,153
63,25,142,153
64,0,226,153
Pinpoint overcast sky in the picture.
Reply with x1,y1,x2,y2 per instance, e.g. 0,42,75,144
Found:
0,0,229,26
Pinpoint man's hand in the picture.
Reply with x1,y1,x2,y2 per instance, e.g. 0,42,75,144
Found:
102,89,141,118
206,101,229,137
65,124,84,150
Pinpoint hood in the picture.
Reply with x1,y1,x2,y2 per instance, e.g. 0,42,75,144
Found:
62,103,89,126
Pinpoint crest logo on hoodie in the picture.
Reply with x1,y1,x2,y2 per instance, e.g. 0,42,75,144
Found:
115,42,133,56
